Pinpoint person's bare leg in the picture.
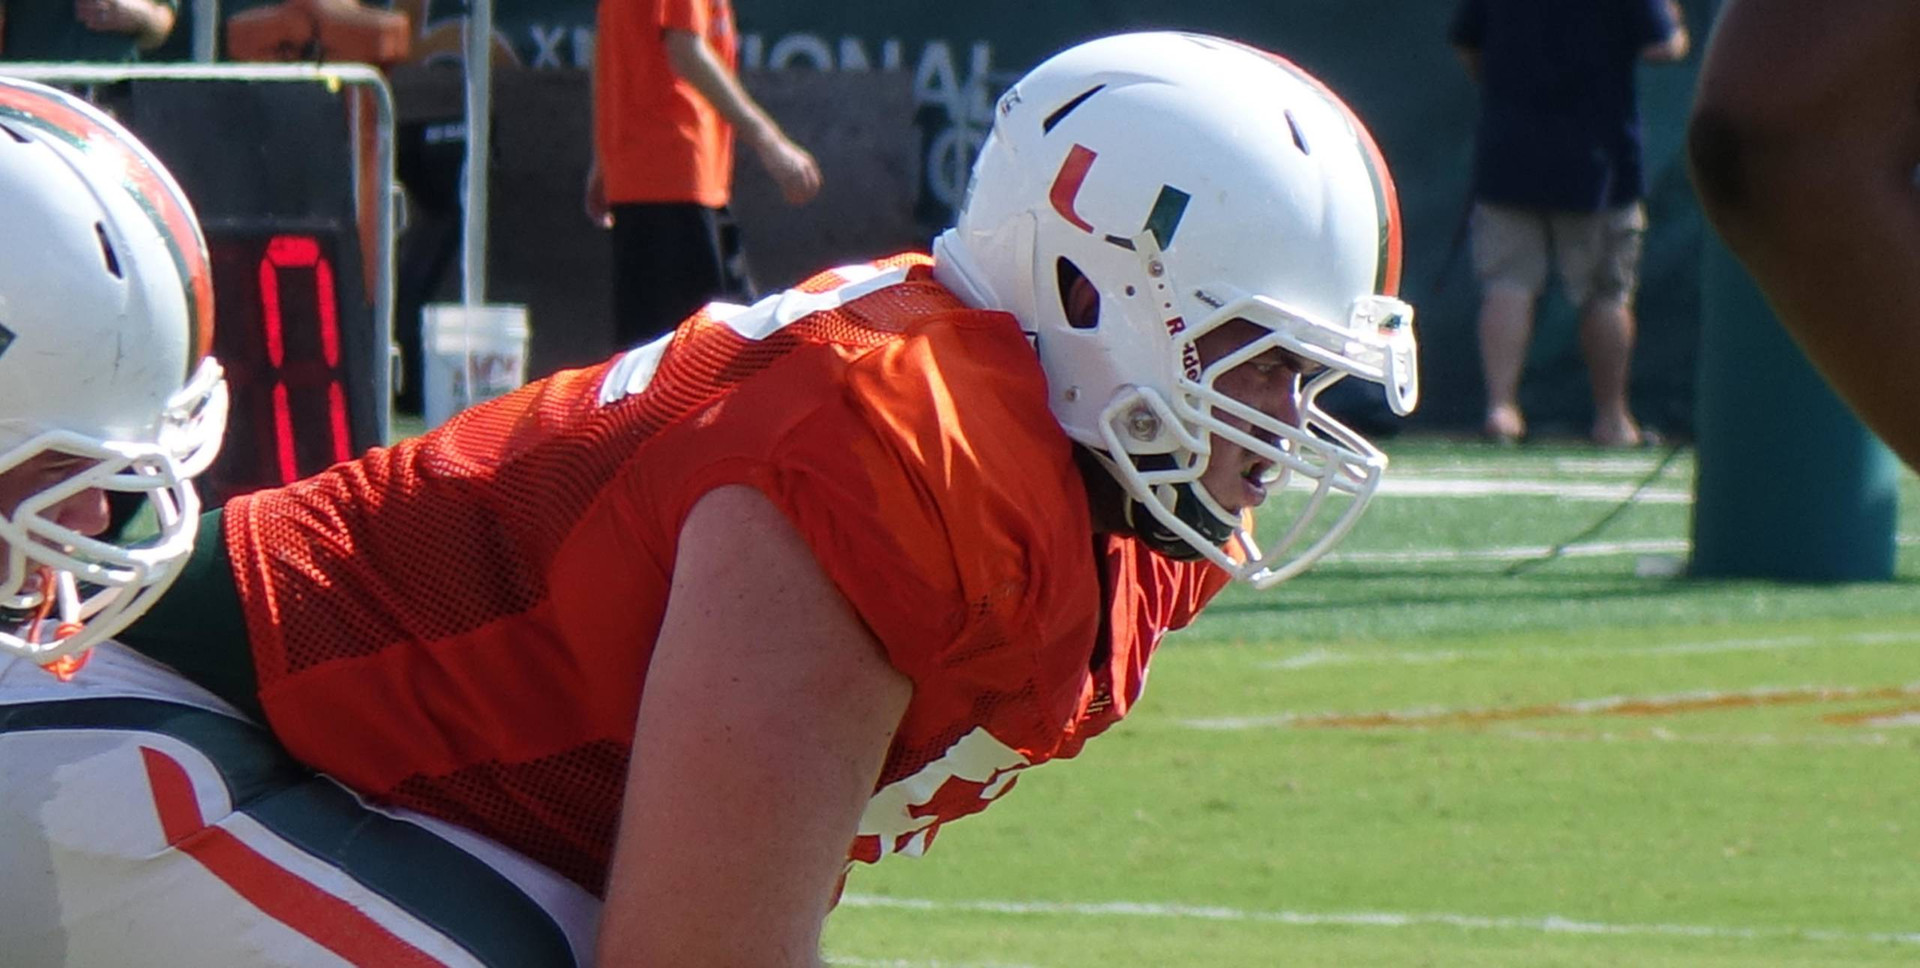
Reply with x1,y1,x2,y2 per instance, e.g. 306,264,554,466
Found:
1581,295,1642,446
1478,284,1535,441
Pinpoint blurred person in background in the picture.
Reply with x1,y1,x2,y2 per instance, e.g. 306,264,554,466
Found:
586,0,822,348
1451,0,1688,447
0,0,176,60
1688,0,1920,472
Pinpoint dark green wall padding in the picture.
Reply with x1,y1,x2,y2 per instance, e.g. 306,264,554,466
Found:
1689,235,1899,581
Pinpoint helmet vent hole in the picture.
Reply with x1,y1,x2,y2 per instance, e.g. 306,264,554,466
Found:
1056,257,1099,330
94,223,124,279
1285,109,1310,155
1042,84,1106,134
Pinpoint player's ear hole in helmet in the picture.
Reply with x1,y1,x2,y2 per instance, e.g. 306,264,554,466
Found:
1057,259,1099,330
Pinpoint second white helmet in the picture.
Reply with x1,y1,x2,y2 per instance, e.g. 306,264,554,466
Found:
0,78,228,665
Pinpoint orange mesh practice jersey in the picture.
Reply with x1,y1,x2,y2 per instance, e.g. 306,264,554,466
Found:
224,254,1231,893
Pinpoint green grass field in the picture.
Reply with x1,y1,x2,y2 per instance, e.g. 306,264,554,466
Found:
823,438,1920,967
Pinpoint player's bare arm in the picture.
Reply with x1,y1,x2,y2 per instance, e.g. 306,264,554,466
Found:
596,485,911,966
76,0,175,49
1688,0,1920,469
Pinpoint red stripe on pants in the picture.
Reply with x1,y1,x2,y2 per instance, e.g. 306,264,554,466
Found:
140,745,447,967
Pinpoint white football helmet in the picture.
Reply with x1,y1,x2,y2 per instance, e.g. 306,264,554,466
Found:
933,32,1419,587
0,77,228,665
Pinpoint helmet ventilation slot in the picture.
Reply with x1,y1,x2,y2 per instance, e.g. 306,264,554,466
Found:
1285,110,1310,155
1042,84,1106,134
94,223,123,279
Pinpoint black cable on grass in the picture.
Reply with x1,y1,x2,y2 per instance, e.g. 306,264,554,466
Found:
1503,439,1689,576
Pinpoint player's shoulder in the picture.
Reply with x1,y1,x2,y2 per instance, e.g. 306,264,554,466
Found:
702,251,1083,570
829,268,1067,511
790,252,936,294
775,253,1052,465
763,252,1092,637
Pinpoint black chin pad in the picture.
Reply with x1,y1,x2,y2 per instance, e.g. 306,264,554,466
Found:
1126,482,1235,561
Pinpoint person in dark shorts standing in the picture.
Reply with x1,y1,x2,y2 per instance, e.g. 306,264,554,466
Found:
1452,0,1689,446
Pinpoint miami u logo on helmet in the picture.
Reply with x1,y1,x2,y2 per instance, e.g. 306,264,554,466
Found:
1047,143,1192,255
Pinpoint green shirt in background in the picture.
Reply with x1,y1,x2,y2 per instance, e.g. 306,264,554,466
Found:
0,0,178,62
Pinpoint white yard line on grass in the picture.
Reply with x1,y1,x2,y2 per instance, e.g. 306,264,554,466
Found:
1547,456,1679,475
1862,712,1920,727
1321,537,1689,565
1373,478,1693,503
839,894,1920,948
1498,727,1907,747
1323,533,1920,566
1178,682,1920,732
1265,629,1920,670
1394,456,1679,477
829,957,1041,968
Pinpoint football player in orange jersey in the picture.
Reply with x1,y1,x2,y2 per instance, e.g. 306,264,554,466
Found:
6,32,1422,967
1689,0,1920,471
0,78,600,967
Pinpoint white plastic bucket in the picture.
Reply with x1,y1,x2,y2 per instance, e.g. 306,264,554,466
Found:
422,302,530,428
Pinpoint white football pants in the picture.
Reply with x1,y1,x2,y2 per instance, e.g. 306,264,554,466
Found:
0,641,600,967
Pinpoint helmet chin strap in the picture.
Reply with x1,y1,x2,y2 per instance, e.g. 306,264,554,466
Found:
1090,448,1239,561
0,567,90,679
1123,484,1226,561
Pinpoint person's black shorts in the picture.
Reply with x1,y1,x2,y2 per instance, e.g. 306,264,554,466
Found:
608,202,754,347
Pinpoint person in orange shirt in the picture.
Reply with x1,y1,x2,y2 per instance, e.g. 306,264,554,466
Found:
1688,0,1920,472
586,0,822,348
4,33,1420,966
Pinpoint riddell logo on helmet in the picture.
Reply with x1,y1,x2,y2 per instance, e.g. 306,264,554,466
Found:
1165,316,1202,379
0,321,14,361
1174,322,1203,380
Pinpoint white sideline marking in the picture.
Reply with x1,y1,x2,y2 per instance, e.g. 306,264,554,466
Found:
1499,727,1903,747
1545,456,1675,474
1265,629,1920,670
1177,681,1920,732
1322,532,1920,566
838,894,1920,947
1858,712,1920,728
829,957,1039,968
1398,456,1677,476
1321,537,1688,565
1375,478,1692,503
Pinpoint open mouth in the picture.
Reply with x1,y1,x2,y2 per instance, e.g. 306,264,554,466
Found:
1238,459,1278,506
